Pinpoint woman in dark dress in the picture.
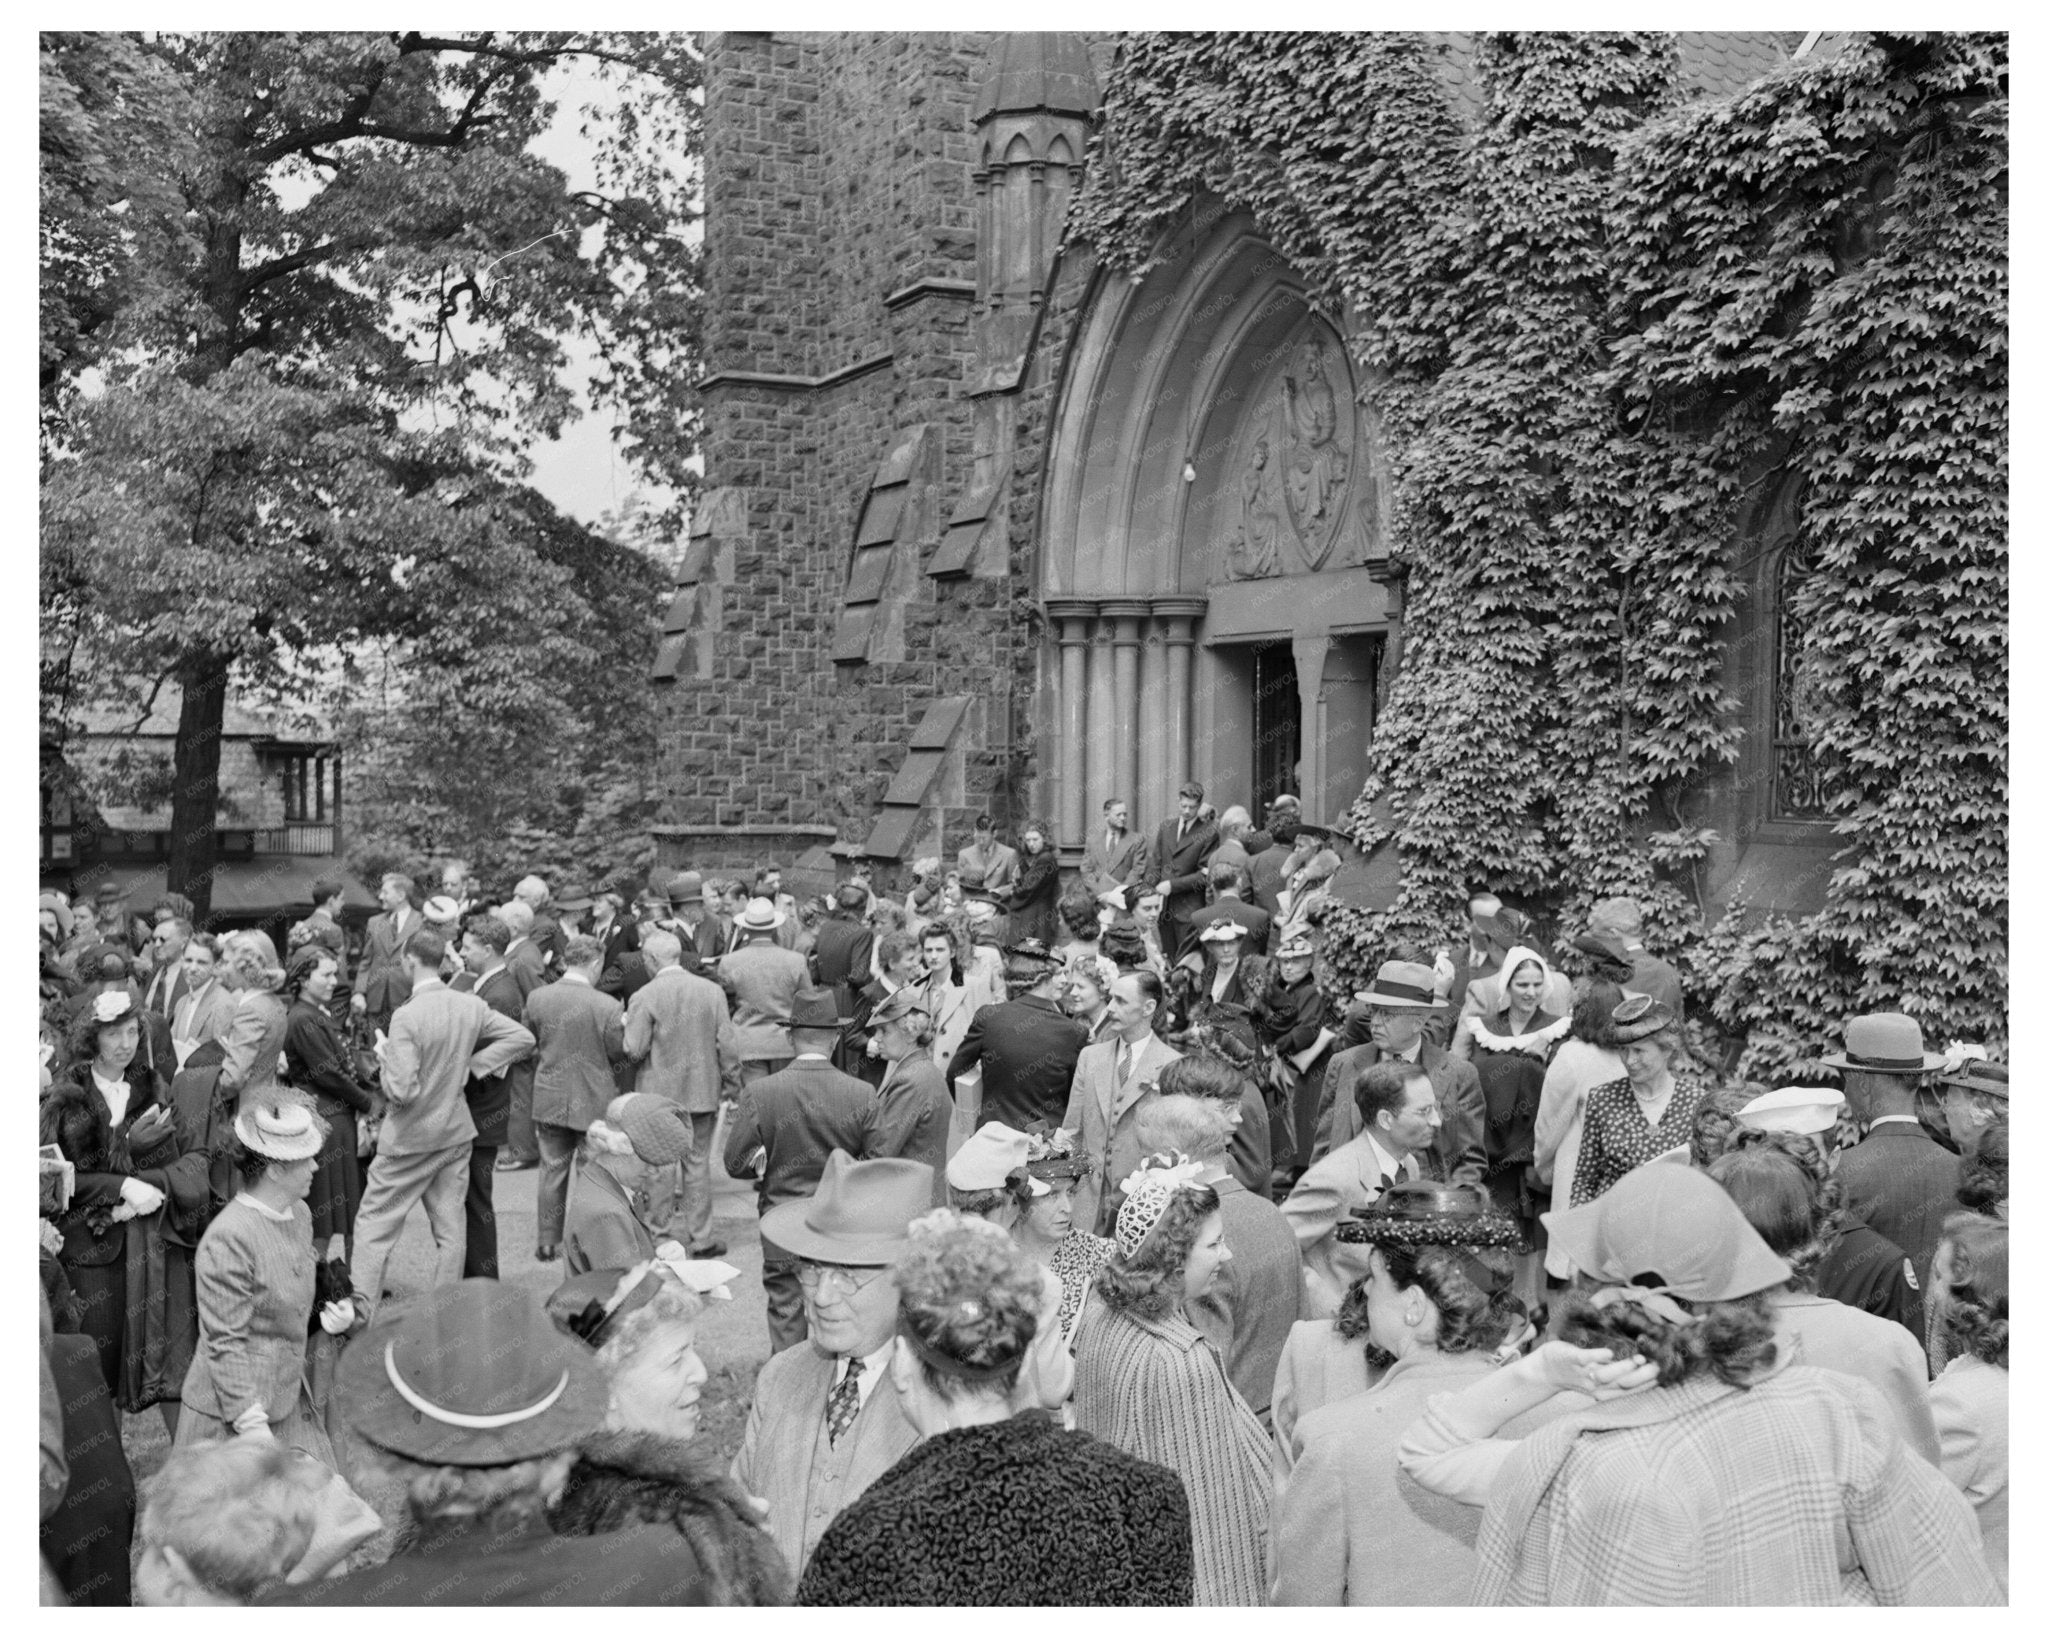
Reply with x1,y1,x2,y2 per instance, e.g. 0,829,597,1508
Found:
1005,821,1063,946
1465,944,1569,1246
281,945,374,1260
800,1212,1194,1606
1573,996,1708,1206
40,991,206,1420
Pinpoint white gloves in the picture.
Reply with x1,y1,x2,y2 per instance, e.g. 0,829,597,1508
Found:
118,1177,165,1215
318,1298,356,1335
233,1407,275,1438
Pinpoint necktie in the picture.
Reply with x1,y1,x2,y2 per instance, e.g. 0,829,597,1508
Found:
1116,1042,1133,1086
826,1356,864,1446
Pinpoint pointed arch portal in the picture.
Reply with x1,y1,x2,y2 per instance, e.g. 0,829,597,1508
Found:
1039,209,1394,840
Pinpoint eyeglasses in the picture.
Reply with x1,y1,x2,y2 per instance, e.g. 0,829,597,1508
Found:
794,1261,889,1296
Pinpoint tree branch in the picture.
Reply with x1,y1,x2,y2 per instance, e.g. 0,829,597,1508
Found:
237,241,342,298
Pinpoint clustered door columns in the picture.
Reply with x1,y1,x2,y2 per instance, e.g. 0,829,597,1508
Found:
1045,596,1206,845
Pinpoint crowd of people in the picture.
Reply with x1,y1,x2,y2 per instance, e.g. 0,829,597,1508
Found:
35,786,2011,1605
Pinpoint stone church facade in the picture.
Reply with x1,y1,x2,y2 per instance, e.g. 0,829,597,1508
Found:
652,31,1837,914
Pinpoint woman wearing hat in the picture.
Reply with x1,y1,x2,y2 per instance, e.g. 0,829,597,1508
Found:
1252,935,1326,1181
1398,1164,1999,1604
217,929,292,1113
563,1096,693,1276
1164,918,1266,1038
1073,1153,1274,1605
41,990,202,1414
867,986,951,1201
1272,1182,1549,1605
176,1099,355,1458
282,946,377,1261
1570,995,1706,1206
800,1211,1194,1604
1009,1126,1113,1341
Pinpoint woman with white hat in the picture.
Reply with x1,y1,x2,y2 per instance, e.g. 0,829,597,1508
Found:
1398,1164,1999,1605
176,1099,355,1459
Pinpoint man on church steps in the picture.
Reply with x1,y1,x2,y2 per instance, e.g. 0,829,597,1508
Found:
1080,796,1149,910
1152,782,1220,963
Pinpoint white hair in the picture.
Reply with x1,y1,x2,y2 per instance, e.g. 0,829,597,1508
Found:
515,875,549,906
498,899,535,934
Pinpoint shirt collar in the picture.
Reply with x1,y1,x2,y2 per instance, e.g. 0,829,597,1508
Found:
1865,1114,1925,1132
561,971,591,986
1364,1127,1407,1180
412,971,446,994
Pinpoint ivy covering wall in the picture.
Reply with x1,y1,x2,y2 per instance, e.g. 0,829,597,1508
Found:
1069,31,2007,1074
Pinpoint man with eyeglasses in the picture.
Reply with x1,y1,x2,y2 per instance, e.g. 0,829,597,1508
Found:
732,1150,930,1577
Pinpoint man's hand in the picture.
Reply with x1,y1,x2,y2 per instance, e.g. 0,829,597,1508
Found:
350,992,368,1015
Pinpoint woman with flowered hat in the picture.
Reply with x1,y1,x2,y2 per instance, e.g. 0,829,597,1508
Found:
1398,1163,1999,1604
41,988,204,1417
1272,1180,1547,1604
1073,1152,1274,1605
802,1211,1194,1605
1010,1123,1113,1341
176,1098,356,1459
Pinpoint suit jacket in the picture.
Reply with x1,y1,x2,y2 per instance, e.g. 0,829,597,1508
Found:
1319,1038,1486,1185
915,973,978,1073
623,966,740,1113
1283,1133,1423,1318
722,940,812,1061
809,914,874,1007
872,1049,951,1203
722,1057,882,1212
465,965,526,1146
504,937,548,1002
1247,845,1296,920
1058,1033,1184,1236
1627,947,1685,1019
1431,948,1496,1048
1183,895,1274,958
592,915,642,996
956,840,1020,896
525,973,626,1131
1837,1120,1962,1295
352,906,420,1014
563,1159,658,1275
1188,1172,1302,1416
732,1338,921,1577
171,978,238,1059
528,911,568,977
1149,817,1219,938
378,976,534,1156
141,959,191,1020
945,991,1088,1133
1079,827,1148,903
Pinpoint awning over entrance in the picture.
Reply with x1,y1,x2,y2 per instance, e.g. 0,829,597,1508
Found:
81,860,378,923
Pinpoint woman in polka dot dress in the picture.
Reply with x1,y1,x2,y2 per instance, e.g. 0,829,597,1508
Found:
1572,997,1708,1206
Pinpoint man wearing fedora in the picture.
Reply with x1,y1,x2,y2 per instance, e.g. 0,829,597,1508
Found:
944,938,1088,1134
724,989,890,1351
1314,960,1486,1189
269,1279,718,1604
623,929,740,1260
661,870,722,970
1431,890,1504,1046
1826,1012,1961,1303
723,896,812,1089
731,1151,929,1576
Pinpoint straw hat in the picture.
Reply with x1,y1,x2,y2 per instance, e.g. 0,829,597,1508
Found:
233,1099,327,1163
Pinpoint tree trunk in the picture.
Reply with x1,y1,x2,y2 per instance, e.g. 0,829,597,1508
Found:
166,652,230,925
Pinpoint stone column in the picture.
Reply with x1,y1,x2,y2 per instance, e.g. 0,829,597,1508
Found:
1154,598,1207,795
1102,600,1149,812
1044,598,1097,848
1085,609,1118,820
1292,633,1332,820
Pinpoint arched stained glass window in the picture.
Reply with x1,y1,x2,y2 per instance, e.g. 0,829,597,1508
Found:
1770,541,1844,821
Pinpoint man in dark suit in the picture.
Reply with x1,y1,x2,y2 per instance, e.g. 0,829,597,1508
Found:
1827,1012,1961,1303
1431,891,1506,1047
452,914,524,1278
809,882,875,1019
1587,894,1685,1021
664,870,727,971
1079,796,1149,909
350,872,420,1033
587,890,641,996
721,988,885,1351
846,930,926,1088
1317,960,1486,1184
945,940,1088,1132
1248,814,1308,919
523,933,627,1263
1150,780,1220,963
1182,860,1275,956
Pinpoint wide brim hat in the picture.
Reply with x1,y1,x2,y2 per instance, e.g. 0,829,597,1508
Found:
946,1121,1049,1195
233,1098,328,1162
1022,1121,1092,1180
1739,1086,1846,1135
1002,936,1058,968
1356,959,1449,1010
735,896,787,931
555,894,594,914
1336,1181,1526,1250
1275,935,1316,961
1819,1012,1946,1074
1542,1163,1791,1303
666,871,705,901
94,882,125,905
758,1149,934,1266
1938,1061,2008,1099
1197,919,1250,943
1572,928,1635,978
422,895,462,924
1609,994,1677,1043
38,892,74,940
1291,822,1338,847
790,985,854,1029
341,1279,609,1466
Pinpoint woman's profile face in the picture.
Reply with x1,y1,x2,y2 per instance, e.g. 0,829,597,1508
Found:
1620,1037,1671,1082
605,1316,709,1443
269,1155,317,1201
1363,1246,1420,1354
1179,1210,1232,1303
1507,962,1546,1010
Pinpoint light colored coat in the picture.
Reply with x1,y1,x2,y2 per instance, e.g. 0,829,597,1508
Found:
720,939,811,1061
1058,1032,1184,1237
622,963,740,1113
523,973,626,1131
1931,1355,2007,1595
378,975,535,1156
1532,1037,1626,1276
1281,1132,1413,1319
731,1337,921,1576
352,905,420,1015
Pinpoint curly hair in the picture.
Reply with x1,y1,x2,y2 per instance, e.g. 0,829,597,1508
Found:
222,929,286,993
66,1002,141,1071
1057,891,1101,941
1156,1052,1248,1104
1092,1183,1220,1322
893,1211,1043,1401
1688,1083,1765,1168
283,944,338,1001
597,1273,707,1364
138,1439,322,1601
1936,1213,2008,1369
1708,1134,1843,1293
1334,1242,1528,1353
1956,1117,2008,1217
1555,1285,1779,1388
947,1174,1032,1220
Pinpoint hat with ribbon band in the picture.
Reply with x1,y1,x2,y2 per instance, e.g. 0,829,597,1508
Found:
1818,1012,1946,1075
759,1150,934,1267
1356,959,1448,1011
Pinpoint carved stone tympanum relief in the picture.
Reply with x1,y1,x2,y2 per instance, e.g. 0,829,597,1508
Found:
1219,331,1370,582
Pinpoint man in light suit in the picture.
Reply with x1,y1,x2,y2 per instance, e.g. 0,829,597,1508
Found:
352,928,534,1320
350,872,420,1033
170,934,238,1068
1316,960,1487,1181
524,934,627,1263
731,1151,928,1577
1059,969,1184,1235
1079,796,1149,909
623,928,740,1258
1283,1060,1443,1318
1150,781,1220,963
452,914,525,1278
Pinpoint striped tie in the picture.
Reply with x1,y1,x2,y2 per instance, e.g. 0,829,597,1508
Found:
826,1356,864,1446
